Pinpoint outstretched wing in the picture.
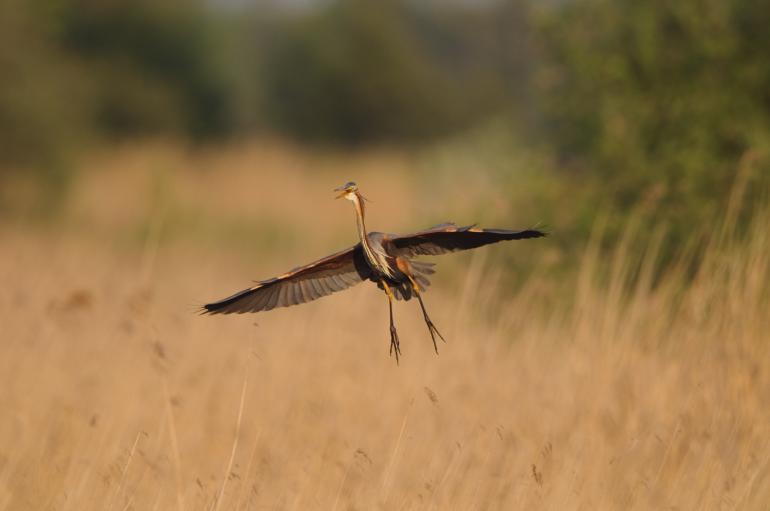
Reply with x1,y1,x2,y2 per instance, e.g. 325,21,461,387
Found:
391,223,546,257
202,245,372,315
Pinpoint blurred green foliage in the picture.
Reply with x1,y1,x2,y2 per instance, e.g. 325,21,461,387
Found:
0,0,233,172
532,0,770,244
261,0,530,144
59,0,234,139
1,0,768,253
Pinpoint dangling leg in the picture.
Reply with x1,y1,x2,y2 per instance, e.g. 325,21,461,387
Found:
407,275,446,354
416,293,446,354
381,280,401,363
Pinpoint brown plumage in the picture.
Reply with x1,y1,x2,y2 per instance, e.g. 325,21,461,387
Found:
202,182,546,361
201,246,371,314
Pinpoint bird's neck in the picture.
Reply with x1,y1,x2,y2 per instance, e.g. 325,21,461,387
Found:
352,192,393,277
352,193,368,243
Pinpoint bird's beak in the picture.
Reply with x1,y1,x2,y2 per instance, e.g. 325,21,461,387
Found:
334,187,348,199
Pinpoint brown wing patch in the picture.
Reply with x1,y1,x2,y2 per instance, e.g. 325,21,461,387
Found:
395,256,411,274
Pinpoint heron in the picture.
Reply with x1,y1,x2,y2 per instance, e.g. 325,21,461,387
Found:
202,181,546,361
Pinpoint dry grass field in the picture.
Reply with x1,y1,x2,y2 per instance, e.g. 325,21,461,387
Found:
1,143,768,510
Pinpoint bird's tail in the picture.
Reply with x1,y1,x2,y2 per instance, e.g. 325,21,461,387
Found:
392,260,435,301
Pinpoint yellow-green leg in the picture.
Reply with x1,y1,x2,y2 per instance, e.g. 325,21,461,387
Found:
381,280,401,363
406,275,445,354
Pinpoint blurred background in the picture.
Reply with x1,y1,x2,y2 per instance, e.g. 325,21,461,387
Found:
1,1,769,509
3,0,769,263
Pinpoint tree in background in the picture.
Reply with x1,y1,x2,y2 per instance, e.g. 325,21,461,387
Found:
532,0,770,239
0,0,236,213
0,0,233,171
2,0,769,252
260,0,530,144
58,0,234,140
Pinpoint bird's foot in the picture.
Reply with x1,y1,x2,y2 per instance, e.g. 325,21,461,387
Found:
389,325,401,364
424,318,446,355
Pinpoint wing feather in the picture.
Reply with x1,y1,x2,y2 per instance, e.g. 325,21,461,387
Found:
310,278,324,297
330,278,341,293
275,283,290,308
252,287,271,311
265,285,280,311
391,224,546,257
202,244,371,315
284,282,297,306
297,280,311,303
291,281,304,304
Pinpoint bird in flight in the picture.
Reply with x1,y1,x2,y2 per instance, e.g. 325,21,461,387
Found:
202,181,546,361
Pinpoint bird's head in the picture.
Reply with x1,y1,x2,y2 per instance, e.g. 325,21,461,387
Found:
334,181,359,201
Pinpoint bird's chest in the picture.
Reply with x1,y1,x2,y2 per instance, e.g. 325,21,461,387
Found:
362,238,400,279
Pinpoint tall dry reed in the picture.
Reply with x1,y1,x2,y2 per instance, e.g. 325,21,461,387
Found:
0,143,767,510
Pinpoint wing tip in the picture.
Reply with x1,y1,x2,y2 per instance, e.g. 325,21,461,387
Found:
199,285,261,316
199,302,225,315
529,223,550,238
